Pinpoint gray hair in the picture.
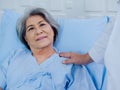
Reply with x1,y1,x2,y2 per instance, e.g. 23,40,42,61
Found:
17,7,59,49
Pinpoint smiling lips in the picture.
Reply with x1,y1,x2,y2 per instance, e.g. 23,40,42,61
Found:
36,36,47,41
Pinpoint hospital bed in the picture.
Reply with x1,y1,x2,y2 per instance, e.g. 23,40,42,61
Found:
0,9,109,90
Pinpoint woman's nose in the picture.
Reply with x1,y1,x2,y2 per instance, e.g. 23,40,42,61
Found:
35,28,43,34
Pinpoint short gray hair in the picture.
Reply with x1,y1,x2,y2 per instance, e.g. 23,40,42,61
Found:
17,7,59,49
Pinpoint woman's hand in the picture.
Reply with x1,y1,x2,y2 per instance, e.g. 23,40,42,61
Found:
59,52,93,65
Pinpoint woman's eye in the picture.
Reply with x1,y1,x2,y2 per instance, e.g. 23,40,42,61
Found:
28,27,34,31
40,23,46,27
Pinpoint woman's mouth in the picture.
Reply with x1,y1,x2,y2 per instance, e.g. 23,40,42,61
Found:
36,36,47,41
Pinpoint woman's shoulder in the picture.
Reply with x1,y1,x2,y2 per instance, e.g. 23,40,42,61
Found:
50,53,74,70
52,53,67,63
53,53,83,71
2,47,30,65
13,47,30,55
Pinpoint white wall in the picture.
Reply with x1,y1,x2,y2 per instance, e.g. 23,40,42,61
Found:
0,0,84,18
0,0,119,18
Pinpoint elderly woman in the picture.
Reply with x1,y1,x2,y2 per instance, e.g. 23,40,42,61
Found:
0,8,98,90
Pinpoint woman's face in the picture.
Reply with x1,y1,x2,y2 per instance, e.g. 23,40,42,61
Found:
25,15,54,50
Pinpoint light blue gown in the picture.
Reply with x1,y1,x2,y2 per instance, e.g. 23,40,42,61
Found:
0,48,105,90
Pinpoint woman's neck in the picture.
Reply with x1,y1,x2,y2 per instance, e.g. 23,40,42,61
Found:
31,46,56,64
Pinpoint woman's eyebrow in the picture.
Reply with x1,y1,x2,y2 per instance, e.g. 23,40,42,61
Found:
38,20,44,24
